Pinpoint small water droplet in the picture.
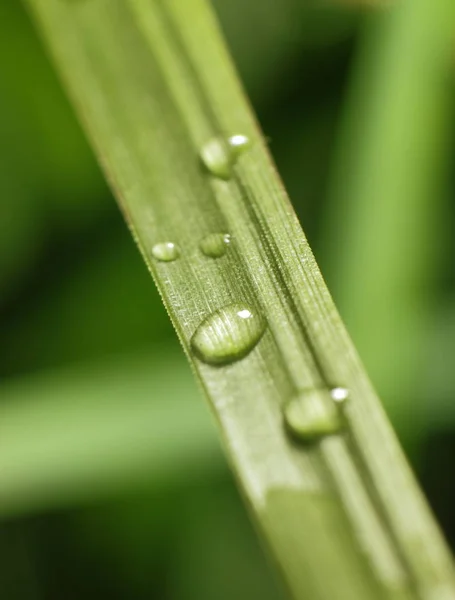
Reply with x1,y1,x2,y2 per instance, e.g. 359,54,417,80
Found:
191,302,266,365
199,233,231,258
200,134,250,179
151,242,180,262
200,138,232,180
284,388,344,443
228,134,251,154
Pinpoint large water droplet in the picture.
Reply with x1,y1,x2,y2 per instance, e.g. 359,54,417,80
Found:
284,388,345,443
191,302,266,365
151,242,180,262
199,233,231,258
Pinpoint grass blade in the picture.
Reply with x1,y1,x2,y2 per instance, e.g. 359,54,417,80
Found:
321,0,455,455
0,350,219,518
24,0,455,598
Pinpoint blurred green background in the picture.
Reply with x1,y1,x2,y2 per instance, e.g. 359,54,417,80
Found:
1,0,455,597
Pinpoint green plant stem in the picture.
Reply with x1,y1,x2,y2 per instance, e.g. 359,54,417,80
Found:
24,0,455,598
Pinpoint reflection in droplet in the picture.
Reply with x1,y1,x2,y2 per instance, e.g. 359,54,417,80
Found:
151,242,180,262
199,233,231,258
284,388,344,443
330,387,349,403
191,302,266,365
228,134,250,154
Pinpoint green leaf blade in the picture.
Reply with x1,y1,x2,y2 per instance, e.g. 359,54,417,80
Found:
24,0,455,598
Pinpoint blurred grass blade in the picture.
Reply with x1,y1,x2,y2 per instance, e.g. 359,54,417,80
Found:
321,0,455,454
423,302,455,430
24,0,455,598
0,350,220,518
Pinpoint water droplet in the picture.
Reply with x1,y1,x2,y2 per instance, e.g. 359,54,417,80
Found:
151,242,180,262
199,233,231,258
200,138,232,180
191,302,266,365
200,134,250,179
284,388,344,443
228,134,251,154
